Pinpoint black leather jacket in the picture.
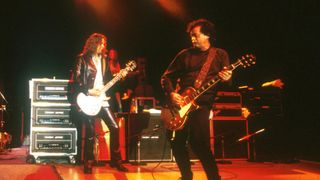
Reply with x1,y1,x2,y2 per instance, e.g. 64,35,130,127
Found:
72,53,110,95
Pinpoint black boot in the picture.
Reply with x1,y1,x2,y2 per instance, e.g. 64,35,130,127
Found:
110,161,128,172
84,160,93,174
179,171,193,180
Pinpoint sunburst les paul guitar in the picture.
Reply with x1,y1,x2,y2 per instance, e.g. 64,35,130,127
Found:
77,60,136,116
161,54,256,131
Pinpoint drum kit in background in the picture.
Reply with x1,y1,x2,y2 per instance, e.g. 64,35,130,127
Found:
0,104,11,153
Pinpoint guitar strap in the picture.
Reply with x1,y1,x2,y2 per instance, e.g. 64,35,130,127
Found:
194,47,217,89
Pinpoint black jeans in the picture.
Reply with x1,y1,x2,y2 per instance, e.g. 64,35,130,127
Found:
83,107,122,163
167,106,220,180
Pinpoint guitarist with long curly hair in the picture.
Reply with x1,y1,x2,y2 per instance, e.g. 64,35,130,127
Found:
71,33,128,173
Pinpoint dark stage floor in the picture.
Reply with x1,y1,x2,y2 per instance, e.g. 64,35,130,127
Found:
0,146,319,180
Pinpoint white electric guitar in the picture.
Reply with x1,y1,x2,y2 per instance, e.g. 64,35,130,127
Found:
77,60,136,116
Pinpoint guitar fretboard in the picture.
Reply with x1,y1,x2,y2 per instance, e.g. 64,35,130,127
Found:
100,60,136,93
185,60,243,104
101,71,124,93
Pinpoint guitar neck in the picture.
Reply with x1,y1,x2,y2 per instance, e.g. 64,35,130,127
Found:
187,60,242,102
187,77,221,103
101,72,123,94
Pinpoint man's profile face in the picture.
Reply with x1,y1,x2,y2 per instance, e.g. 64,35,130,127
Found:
190,26,210,49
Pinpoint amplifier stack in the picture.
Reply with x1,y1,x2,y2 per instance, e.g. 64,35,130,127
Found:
211,91,250,160
28,78,77,164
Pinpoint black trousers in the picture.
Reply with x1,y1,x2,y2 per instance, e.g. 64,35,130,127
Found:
167,106,220,180
83,107,122,163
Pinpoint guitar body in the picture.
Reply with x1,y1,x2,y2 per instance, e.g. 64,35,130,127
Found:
161,87,198,131
76,92,103,116
76,60,137,116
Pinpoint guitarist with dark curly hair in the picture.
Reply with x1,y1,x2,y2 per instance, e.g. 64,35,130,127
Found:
161,19,232,180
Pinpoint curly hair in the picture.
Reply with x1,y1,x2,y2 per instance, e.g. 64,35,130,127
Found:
82,33,107,56
186,18,216,43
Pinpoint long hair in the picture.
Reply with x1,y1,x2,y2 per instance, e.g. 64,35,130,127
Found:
82,33,107,57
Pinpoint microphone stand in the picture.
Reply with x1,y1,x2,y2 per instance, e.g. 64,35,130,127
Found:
0,91,8,105
238,128,265,162
215,135,232,164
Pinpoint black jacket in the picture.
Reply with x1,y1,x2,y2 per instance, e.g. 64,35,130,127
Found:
68,53,112,103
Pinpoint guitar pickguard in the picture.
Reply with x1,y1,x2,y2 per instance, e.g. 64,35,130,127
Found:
161,102,197,131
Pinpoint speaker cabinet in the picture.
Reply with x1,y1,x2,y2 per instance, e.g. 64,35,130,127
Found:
188,119,249,160
242,89,286,161
212,120,249,159
127,113,172,162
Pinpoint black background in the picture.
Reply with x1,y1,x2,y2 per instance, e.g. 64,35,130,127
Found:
1,0,319,161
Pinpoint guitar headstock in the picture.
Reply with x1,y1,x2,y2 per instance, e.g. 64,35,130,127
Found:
118,60,137,78
125,60,137,72
237,54,256,68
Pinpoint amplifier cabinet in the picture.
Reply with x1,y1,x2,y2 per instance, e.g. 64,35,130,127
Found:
211,120,249,159
28,128,77,164
127,112,172,162
29,78,70,104
215,91,242,103
187,91,248,160
30,128,77,154
212,91,245,121
31,106,73,127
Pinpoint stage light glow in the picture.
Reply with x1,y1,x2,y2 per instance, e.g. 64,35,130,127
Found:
156,0,186,20
74,0,126,30
75,0,110,17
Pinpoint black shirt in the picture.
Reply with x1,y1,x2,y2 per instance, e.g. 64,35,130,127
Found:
161,47,230,105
